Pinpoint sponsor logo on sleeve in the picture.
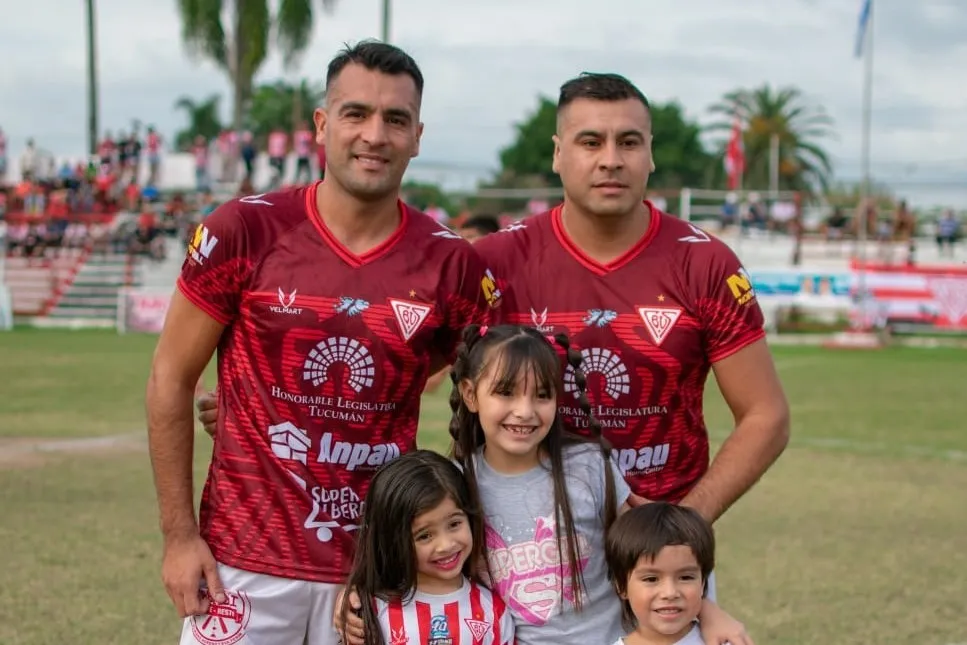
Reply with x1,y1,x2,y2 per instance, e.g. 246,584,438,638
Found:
481,269,502,308
726,267,756,305
188,224,219,265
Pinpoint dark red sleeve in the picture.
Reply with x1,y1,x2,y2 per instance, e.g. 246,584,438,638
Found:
176,200,254,325
435,247,503,364
695,243,766,364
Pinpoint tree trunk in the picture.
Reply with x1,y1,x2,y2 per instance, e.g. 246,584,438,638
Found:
232,2,245,133
85,0,99,156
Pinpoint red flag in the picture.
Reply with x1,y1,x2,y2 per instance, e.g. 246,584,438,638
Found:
724,117,745,190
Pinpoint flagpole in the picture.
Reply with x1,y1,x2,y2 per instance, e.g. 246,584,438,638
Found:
857,0,874,326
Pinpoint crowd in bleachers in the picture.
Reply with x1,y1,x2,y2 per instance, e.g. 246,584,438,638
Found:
0,131,212,265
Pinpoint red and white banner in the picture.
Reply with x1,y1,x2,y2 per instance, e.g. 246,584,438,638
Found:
724,117,745,190
118,288,171,333
850,261,967,330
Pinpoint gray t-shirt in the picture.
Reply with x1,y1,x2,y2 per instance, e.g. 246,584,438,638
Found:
612,623,702,645
475,443,631,645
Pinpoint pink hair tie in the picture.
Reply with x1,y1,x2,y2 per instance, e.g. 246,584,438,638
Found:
479,325,489,337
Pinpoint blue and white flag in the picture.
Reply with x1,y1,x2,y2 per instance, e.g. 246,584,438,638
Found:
854,0,872,58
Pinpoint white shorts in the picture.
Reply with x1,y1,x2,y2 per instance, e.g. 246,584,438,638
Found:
180,563,342,645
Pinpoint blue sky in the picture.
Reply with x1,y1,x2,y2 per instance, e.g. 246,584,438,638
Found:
0,0,965,205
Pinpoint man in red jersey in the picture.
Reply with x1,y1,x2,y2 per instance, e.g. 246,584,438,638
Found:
198,71,787,627
475,74,789,569
146,41,499,645
476,73,789,521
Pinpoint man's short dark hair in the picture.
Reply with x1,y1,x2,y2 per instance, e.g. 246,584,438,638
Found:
605,502,715,630
326,40,424,97
460,214,501,236
557,72,650,112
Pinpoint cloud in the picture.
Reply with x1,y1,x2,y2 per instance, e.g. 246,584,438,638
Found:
0,0,964,204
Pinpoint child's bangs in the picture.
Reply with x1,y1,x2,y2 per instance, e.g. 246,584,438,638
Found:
485,336,559,395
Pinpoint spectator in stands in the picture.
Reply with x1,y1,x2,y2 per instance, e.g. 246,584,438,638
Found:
19,139,38,181
193,136,210,192
425,201,449,224
743,192,767,235
124,179,141,212
458,213,500,243
146,126,163,187
163,192,187,238
936,209,961,257
0,127,7,185
720,192,738,231
824,207,849,242
294,122,314,184
240,131,256,184
237,177,256,197
129,211,165,260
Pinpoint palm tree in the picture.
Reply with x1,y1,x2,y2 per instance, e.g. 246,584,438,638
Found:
247,79,324,142
174,94,225,150
175,0,337,133
706,85,836,193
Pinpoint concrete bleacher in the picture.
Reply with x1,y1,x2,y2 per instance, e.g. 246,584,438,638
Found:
3,250,86,316
46,251,136,324
137,238,188,291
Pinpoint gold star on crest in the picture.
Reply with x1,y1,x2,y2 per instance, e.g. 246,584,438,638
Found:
657,294,665,302
409,289,417,298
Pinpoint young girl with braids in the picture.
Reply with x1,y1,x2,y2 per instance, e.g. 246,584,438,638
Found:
447,324,748,645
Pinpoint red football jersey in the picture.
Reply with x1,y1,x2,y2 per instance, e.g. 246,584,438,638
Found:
178,183,499,583
475,203,765,502
375,578,515,645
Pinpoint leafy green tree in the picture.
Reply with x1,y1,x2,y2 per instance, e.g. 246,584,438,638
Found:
497,96,713,189
707,84,835,193
173,94,224,149
247,79,324,141
175,0,337,131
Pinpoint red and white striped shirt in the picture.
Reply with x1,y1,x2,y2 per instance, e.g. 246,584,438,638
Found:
375,578,515,645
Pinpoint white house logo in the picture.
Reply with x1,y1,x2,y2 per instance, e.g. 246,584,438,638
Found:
530,307,553,332
303,337,375,393
270,288,302,315
563,347,630,399
268,421,310,465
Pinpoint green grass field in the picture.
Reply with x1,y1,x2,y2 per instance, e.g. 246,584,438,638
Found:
1,329,965,645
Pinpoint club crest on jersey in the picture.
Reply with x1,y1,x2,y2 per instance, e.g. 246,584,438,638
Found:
465,618,492,642
189,590,252,645
389,298,432,342
638,306,682,346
